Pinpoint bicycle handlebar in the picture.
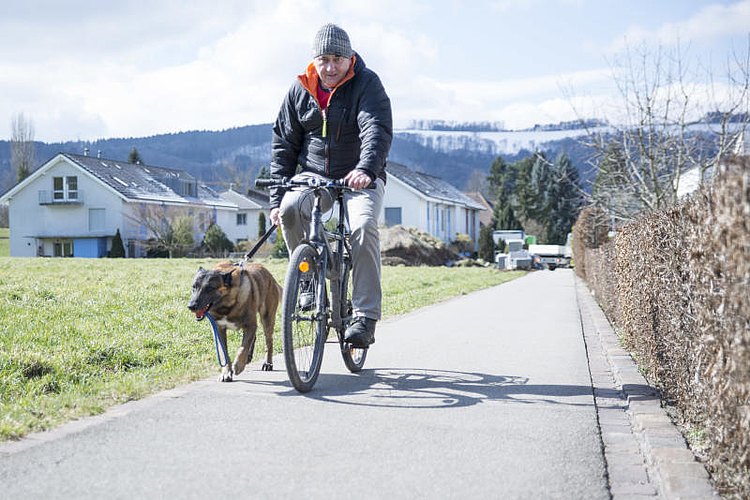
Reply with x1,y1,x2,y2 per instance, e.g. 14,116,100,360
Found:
255,177,376,190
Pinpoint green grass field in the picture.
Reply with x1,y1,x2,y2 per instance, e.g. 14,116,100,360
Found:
0,257,524,440
0,228,8,257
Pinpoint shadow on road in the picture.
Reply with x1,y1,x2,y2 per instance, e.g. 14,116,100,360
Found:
242,368,619,410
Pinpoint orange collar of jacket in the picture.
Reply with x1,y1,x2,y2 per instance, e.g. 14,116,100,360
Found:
298,55,357,107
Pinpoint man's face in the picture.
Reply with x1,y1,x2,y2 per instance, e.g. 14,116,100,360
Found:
313,55,352,89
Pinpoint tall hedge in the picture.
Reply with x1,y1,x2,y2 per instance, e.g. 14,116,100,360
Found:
573,156,750,498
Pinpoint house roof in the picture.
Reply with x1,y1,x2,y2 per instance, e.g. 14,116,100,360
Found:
465,191,494,226
386,161,486,210
220,188,270,210
62,153,234,207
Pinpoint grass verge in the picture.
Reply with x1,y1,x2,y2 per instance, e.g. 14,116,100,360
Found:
0,257,524,440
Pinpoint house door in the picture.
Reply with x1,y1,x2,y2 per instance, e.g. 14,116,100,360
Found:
53,240,73,257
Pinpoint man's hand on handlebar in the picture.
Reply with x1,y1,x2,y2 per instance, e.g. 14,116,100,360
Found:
344,169,373,190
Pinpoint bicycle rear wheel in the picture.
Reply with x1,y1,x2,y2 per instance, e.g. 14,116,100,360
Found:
338,255,367,372
282,244,327,392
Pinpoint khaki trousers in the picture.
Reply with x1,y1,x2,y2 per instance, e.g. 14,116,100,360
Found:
278,172,384,321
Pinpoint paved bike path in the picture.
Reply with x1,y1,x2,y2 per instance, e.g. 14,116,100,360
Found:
1,270,608,499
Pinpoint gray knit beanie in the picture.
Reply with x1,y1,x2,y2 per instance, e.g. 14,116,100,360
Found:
312,23,352,59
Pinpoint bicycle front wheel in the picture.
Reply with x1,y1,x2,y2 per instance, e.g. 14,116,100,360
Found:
282,244,327,393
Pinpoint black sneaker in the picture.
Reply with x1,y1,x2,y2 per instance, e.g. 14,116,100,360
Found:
298,279,315,311
344,317,376,347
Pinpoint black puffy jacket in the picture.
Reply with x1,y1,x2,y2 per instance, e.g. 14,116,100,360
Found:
269,53,392,208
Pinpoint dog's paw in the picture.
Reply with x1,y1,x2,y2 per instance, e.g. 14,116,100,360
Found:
261,362,273,372
232,362,245,376
218,370,234,382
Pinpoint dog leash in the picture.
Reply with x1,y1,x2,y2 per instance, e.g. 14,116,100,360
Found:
205,312,230,367
203,224,278,369
242,224,278,262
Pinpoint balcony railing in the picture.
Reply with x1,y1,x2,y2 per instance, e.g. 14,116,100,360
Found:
38,190,85,205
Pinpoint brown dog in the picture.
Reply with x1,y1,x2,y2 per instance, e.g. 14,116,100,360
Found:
188,261,282,382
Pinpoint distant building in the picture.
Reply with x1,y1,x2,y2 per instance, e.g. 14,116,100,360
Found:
465,191,494,227
218,187,271,245
380,162,486,250
0,152,236,257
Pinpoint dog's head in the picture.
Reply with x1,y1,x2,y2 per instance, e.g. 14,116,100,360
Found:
187,266,234,321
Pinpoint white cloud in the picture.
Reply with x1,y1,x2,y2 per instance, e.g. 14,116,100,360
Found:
609,0,750,52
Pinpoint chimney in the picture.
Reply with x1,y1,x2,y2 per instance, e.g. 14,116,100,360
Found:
97,150,102,159
84,148,89,156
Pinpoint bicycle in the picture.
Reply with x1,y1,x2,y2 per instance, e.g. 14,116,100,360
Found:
255,176,371,392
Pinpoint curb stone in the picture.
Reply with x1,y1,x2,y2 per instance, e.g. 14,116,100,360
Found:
575,275,719,500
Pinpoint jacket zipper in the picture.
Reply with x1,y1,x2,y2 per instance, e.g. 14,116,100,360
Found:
322,107,330,174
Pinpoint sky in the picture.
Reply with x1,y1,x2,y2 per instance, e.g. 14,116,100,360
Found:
1,0,749,143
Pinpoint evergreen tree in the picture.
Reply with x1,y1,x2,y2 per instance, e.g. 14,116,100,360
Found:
545,152,582,243
478,224,496,262
486,155,510,198
529,153,552,222
271,225,288,258
258,211,267,238
492,188,523,230
128,147,144,164
203,224,234,255
255,165,271,191
513,155,537,221
109,228,126,257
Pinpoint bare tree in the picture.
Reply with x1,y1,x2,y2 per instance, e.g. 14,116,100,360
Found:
575,39,750,224
10,113,37,183
222,161,252,193
124,204,195,257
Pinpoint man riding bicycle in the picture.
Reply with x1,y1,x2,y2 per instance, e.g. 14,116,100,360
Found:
269,23,393,348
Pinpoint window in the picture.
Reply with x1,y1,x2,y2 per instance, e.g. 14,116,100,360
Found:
53,177,64,200
384,207,402,227
52,176,78,201
236,213,247,226
67,176,78,200
89,208,105,232
53,240,73,257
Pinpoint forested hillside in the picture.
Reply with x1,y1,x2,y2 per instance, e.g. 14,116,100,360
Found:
0,122,597,195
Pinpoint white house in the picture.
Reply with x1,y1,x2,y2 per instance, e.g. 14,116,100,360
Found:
380,162,486,250
0,152,237,257
218,188,271,245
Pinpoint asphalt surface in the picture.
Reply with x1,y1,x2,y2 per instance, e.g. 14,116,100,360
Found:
1,269,609,499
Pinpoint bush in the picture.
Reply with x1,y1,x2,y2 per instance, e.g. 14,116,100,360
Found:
202,224,234,256
478,225,496,262
258,212,267,238
576,156,750,498
109,229,126,258
271,226,288,258
571,206,608,279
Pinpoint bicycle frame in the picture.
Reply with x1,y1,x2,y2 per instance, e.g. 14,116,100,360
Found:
304,183,352,334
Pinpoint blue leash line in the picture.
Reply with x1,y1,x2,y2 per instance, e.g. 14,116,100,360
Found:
205,312,229,367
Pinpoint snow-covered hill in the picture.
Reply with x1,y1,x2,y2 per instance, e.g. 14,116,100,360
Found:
394,127,604,156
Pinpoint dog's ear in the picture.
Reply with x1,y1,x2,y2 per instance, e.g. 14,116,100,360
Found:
221,270,233,288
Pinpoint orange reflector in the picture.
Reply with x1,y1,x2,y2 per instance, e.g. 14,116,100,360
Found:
299,261,310,273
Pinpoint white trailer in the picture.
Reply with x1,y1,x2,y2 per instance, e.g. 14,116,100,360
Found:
529,244,571,270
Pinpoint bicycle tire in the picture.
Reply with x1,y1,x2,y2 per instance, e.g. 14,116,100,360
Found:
338,253,367,372
281,244,327,392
